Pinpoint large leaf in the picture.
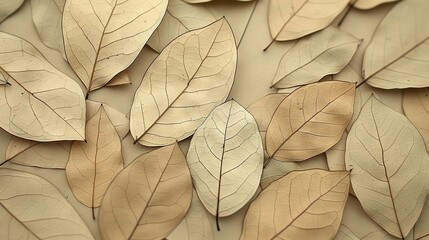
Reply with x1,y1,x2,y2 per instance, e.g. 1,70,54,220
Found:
147,0,216,52
345,96,429,238
240,169,350,240
0,32,86,142
403,88,429,152
352,0,400,10
99,143,192,240
0,0,24,22
0,168,94,240
266,81,355,161
187,100,263,221
272,27,360,88
62,0,168,92
66,105,124,217
130,18,237,146
363,0,429,89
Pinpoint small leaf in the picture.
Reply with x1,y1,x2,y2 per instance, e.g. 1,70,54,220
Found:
266,81,355,161
99,143,192,240
260,159,301,189
0,0,24,22
403,88,429,152
352,0,400,10
241,169,350,240
345,96,429,238
272,27,360,88
0,168,94,239
130,18,237,146
333,65,364,85
105,71,131,87
187,100,263,221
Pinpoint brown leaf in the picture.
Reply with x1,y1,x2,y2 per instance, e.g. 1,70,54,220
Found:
99,143,192,240
403,88,429,152
240,169,350,240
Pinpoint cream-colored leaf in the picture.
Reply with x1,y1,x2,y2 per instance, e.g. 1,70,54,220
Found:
167,189,215,240
63,0,168,92
66,105,124,215
410,199,429,240
148,0,216,52
0,168,94,240
272,27,360,88
345,96,429,238
187,100,263,220
241,169,350,240
277,86,300,94
334,65,363,85
130,18,237,146
326,132,347,171
0,32,86,142
86,100,129,139
266,81,355,161
363,0,429,89
0,0,24,22
353,0,399,10
105,71,131,87
260,159,302,189
403,88,429,152
181,0,253,3
268,0,349,42
99,143,192,240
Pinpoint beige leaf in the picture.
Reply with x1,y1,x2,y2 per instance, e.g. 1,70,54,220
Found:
0,0,24,22
0,68,10,85
0,32,86,142
266,81,355,161
277,86,300,94
86,100,129,139
181,0,252,3
187,100,263,222
409,199,429,240
99,143,192,240
0,168,94,240
345,96,429,238
268,0,349,42
334,65,364,85
260,159,302,189
326,132,347,171
148,0,216,53
130,18,237,146
353,0,400,10
363,0,429,89
241,169,350,240
105,71,131,87
403,88,429,152
63,0,168,92
272,27,360,88
167,189,215,240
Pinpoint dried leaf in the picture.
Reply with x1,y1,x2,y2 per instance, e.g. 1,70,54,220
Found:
266,81,355,161
345,96,429,238
353,0,400,10
409,199,429,240
182,0,252,3
403,88,429,152
363,0,429,89
0,32,86,142
130,18,237,146
326,132,347,171
0,0,24,22
148,0,216,52
62,0,168,92
272,27,360,88
66,105,124,215
0,168,94,240
333,65,364,85
241,169,350,240
105,71,131,87
268,0,349,42
260,159,302,189
86,100,129,139
187,100,263,220
99,143,192,240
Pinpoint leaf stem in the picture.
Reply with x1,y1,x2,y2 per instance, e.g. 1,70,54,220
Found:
238,0,259,48
337,4,352,27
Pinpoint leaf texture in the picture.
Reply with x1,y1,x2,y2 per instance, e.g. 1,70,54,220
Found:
403,88,429,152
272,27,360,88
105,71,131,87
187,100,264,218
66,105,124,212
268,0,349,41
266,81,355,161
0,32,86,142
99,143,192,240
345,96,429,238
352,0,400,10
260,159,302,189
0,0,24,22
241,169,350,240
0,168,94,240
147,0,216,52
130,18,237,146
363,0,429,89
62,0,168,92
326,132,347,171
408,199,429,240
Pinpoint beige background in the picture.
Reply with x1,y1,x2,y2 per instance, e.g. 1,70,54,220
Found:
0,0,404,239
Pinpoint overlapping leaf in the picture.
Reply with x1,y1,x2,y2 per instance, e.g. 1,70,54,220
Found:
130,18,237,146
403,88,429,152
241,169,350,240
346,96,429,238
351,0,400,10
99,143,192,240
0,0,24,22
260,159,301,189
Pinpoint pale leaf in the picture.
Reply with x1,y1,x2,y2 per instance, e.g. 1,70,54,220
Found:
272,27,360,88
260,159,301,189
148,0,216,53
345,96,429,238
333,65,364,85
0,32,86,142
99,143,192,240
187,100,263,220
403,88,429,152
363,0,429,89
63,0,168,92
105,71,131,87
326,132,347,171
130,18,237,146
0,0,24,22
86,100,129,139
240,169,350,240
0,168,94,240
266,81,355,161
353,0,400,10
408,198,429,240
